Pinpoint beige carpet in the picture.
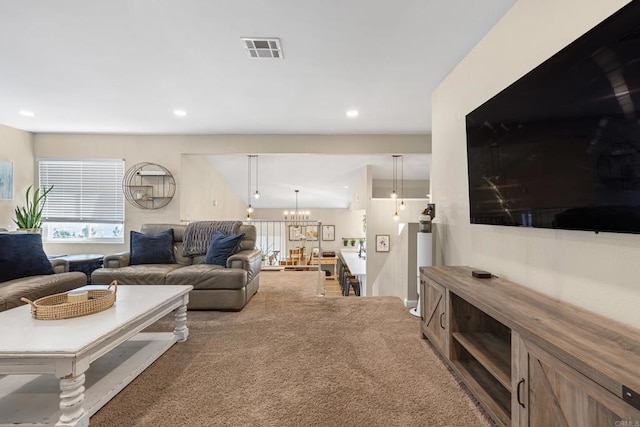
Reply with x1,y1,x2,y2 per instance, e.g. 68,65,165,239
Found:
91,272,490,426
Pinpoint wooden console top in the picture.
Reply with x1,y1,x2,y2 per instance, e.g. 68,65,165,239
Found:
421,266,640,399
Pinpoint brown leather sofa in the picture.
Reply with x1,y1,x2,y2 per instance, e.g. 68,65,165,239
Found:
91,223,261,310
0,259,86,312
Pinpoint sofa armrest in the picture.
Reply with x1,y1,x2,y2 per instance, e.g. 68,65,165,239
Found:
227,248,262,282
50,259,69,273
103,252,131,268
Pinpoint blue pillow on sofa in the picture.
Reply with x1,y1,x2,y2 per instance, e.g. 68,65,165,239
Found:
205,230,245,266
0,233,54,283
130,229,176,265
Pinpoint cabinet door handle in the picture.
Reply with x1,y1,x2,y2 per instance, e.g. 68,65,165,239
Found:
517,378,526,408
439,312,445,329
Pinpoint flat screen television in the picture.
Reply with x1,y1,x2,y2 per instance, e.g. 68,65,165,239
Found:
466,1,640,234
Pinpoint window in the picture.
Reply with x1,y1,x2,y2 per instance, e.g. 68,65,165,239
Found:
38,159,124,243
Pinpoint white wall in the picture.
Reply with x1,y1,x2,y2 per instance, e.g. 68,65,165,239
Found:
431,0,640,328
181,154,246,221
350,166,368,211
366,197,425,296
0,124,34,230
371,222,421,305
371,179,430,199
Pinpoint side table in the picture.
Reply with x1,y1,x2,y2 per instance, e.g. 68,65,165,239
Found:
50,254,104,284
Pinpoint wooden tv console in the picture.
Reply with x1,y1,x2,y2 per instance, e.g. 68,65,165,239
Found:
419,266,640,427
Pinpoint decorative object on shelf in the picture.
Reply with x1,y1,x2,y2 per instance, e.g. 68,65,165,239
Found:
375,234,390,252
419,202,436,233
350,239,356,246
342,238,348,247
21,281,117,320
66,290,88,303
123,162,175,210
322,225,335,241
13,185,53,232
0,160,13,200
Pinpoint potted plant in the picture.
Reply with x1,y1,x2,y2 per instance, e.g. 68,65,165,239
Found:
343,238,348,247
13,185,53,232
350,239,356,246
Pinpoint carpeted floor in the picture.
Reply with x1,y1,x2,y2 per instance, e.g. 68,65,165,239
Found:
91,272,490,426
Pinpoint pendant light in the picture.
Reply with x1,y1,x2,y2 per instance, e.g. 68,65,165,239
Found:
399,155,406,210
390,155,398,199
253,155,261,199
392,155,400,220
246,156,253,218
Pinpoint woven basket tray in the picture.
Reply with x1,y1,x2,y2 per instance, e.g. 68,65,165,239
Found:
21,281,118,320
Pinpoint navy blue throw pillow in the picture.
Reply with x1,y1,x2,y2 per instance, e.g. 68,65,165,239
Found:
0,233,54,283
205,230,245,266
130,229,176,265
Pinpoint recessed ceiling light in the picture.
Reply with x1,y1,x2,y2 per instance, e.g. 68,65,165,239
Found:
346,110,359,118
19,110,35,117
342,185,350,190
173,110,187,117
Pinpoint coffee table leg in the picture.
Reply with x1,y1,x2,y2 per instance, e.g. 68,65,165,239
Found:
174,303,189,342
57,373,88,427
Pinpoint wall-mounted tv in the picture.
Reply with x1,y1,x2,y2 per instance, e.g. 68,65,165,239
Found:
466,1,640,234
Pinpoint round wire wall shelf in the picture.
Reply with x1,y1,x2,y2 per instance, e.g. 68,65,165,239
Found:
123,162,176,209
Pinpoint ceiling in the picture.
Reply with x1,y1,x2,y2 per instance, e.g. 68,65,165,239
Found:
0,0,516,134
205,154,430,208
0,1,516,208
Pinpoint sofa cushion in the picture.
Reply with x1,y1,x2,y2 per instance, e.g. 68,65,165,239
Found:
91,264,184,286
0,233,54,283
205,230,245,266
0,272,86,311
139,224,191,265
236,224,257,251
166,264,248,290
130,229,176,265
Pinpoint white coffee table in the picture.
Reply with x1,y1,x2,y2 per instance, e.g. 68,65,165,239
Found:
0,284,192,427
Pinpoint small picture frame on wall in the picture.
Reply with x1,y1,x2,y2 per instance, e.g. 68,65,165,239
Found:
375,234,390,252
0,160,13,200
306,225,318,241
288,225,304,241
321,225,335,241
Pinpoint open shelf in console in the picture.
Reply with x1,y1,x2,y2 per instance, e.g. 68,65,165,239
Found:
452,353,511,426
449,292,512,427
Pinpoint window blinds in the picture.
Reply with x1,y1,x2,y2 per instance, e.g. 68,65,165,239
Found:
39,159,124,223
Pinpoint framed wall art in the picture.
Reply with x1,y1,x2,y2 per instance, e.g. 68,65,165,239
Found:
288,225,304,241
305,225,318,241
375,234,390,252
321,225,335,241
0,161,13,200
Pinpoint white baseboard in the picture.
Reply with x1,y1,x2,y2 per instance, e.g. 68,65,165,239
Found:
404,299,417,309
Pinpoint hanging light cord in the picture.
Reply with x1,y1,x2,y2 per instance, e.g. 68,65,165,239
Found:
401,155,404,201
247,156,252,207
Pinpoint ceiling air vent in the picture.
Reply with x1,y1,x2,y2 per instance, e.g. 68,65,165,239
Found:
241,38,283,59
